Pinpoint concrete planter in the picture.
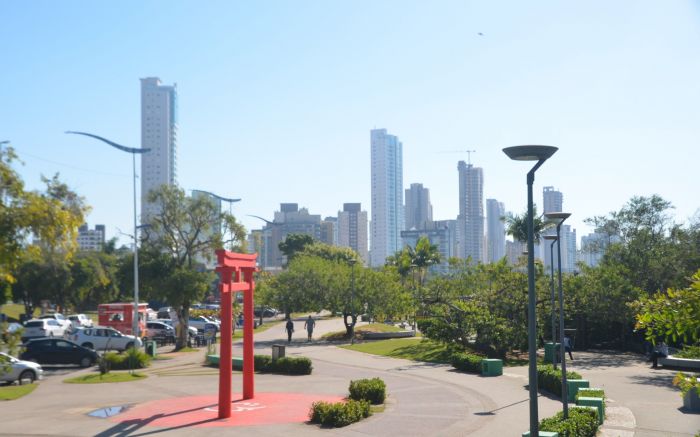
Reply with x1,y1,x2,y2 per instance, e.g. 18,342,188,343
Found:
522,431,559,436
577,396,605,424
683,387,700,412
566,379,590,402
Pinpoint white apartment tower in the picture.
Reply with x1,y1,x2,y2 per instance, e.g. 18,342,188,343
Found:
457,161,484,263
542,186,577,273
370,128,404,267
141,77,178,224
405,183,433,230
338,203,369,265
486,199,506,263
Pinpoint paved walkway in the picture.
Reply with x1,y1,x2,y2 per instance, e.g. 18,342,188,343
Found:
0,317,697,436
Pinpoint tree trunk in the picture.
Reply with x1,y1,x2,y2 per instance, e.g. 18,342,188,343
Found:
175,304,190,350
343,312,357,339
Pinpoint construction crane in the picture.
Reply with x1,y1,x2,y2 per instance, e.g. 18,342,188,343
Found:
439,149,477,165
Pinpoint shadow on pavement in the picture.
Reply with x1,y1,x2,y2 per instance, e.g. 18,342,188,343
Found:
626,372,676,388
94,416,220,437
565,350,646,370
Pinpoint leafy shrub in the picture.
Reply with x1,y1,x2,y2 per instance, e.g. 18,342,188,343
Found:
268,356,313,375
537,364,582,397
451,352,483,373
673,371,700,397
102,348,151,370
349,378,386,404
539,406,599,437
309,399,371,427
676,345,700,359
254,354,272,370
576,388,605,401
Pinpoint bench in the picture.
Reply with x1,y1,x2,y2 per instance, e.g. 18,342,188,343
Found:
659,355,700,370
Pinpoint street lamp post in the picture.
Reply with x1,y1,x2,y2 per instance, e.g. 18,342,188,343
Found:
66,131,150,338
348,258,357,345
545,211,571,418
544,234,559,370
503,145,558,436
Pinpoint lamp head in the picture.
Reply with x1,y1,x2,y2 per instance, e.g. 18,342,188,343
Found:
544,212,571,224
503,145,558,161
543,235,558,241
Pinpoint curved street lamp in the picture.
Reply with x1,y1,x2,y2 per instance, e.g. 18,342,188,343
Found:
66,131,150,339
543,234,559,370
503,145,558,436
544,211,571,418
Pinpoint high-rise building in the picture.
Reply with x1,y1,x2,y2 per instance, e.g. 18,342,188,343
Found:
405,183,433,230
77,224,106,251
338,203,369,265
258,203,321,269
401,220,454,274
370,128,404,267
578,232,613,267
543,186,563,214
457,161,484,263
486,199,506,263
141,77,178,224
320,217,337,246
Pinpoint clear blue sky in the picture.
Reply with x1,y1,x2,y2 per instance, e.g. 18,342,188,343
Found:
2,1,698,247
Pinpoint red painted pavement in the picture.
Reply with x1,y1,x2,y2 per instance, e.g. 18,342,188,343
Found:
112,392,345,428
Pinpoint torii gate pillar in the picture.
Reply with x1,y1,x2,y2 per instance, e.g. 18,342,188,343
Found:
215,249,257,419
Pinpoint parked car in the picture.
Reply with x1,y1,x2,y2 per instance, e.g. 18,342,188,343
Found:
2,322,23,342
156,319,197,337
38,313,72,332
67,314,94,330
20,338,97,367
157,307,174,319
254,307,278,318
22,319,66,342
70,327,142,351
188,316,220,332
144,321,175,341
0,352,43,384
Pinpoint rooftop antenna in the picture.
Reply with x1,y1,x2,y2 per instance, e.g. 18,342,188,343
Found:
438,149,477,164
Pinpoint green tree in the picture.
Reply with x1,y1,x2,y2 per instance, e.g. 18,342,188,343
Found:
502,206,550,243
143,185,246,349
278,233,314,263
634,269,700,345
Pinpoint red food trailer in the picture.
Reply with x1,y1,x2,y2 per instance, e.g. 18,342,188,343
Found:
97,303,148,337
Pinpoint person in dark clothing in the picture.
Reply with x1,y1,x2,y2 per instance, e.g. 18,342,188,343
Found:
650,342,668,369
564,335,574,360
285,318,294,343
304,315,316,342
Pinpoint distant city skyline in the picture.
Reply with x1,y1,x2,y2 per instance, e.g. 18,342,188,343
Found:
2,2,698,252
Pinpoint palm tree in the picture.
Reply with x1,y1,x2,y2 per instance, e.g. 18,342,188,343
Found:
502,206,551,243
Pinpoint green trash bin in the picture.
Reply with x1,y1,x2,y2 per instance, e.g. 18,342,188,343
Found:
481,359,503,376
544,342,561,364
145,340,157,357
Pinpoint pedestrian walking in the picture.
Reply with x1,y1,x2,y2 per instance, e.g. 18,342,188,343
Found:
304,315,316,342
564,335,574,360
285,318,294,343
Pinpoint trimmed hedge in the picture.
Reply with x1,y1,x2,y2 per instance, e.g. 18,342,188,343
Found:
349,378,386,404
537,364,582,397
576,388,605,401
228,355,313,375
102,348,151,370
451,352,484,373
539,406,599,437
309,399,371,427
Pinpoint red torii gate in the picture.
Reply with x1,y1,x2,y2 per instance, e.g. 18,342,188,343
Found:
215,249,257,419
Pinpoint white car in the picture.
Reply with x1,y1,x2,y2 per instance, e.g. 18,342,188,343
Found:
38,313,72,332
188,316,220,333
22,319,66,342
156,319,197,337
0,352,43,384
67,314,94,330
70,327,142,351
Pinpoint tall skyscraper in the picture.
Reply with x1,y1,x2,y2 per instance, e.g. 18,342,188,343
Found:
370,128,404,267
258,203,322,269
141,77,178,224
338,203,369,265
543,186,563,213
405,183,433,230
457,161,484,263
542,186,578,273
486,199,506,263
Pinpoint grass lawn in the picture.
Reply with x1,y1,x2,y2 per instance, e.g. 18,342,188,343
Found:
0,383,37,400
322,323,404,341
64,372,147,384
342,338,454,363
0,303,37,321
